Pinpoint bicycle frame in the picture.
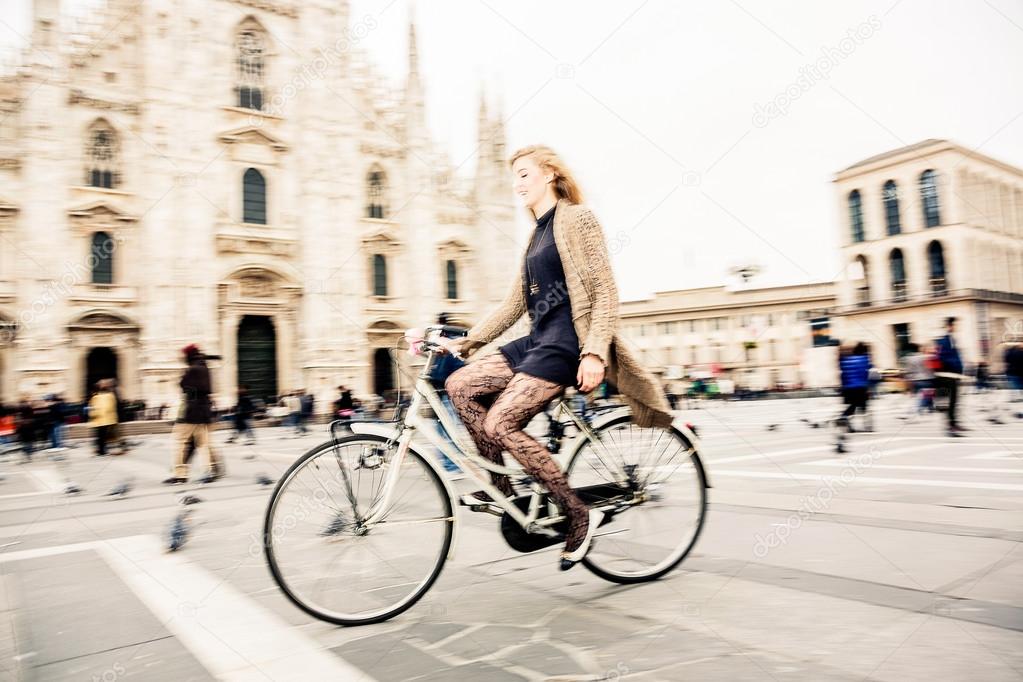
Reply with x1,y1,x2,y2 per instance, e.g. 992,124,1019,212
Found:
338,347,625,537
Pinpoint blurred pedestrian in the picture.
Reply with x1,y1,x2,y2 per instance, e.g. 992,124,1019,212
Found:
48,393,68,450
164,344,224,485
106,378,128,455
88,380,118,457
283,391,303,435
899,343,932,420
0,405,13,446
334,384,354,420
836,342,872,444
974,361,992,392
227,385,256,445
15,396,37,459
934,317,966,437
299,389,314,432
29,398,51,453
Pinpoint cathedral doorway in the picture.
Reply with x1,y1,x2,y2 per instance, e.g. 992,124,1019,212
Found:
372,347,394,398
237,315,278,403
85,347,118,397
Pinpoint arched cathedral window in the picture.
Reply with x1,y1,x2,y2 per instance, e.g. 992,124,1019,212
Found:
85,120,120,189
366,168,387,219
236,21,267,111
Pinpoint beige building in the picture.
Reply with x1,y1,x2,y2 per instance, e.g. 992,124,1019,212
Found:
619,282,837,390
0,0,517,409
831,139,1023,371
620,139,1023,389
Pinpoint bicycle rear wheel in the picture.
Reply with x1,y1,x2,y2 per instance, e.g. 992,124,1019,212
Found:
264,434,453,625
565,416,707,583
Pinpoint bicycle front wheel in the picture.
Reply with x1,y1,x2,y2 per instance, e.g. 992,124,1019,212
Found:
264,434,453,625
565,416,707,583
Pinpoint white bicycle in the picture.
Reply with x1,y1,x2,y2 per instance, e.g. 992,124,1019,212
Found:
263,325,709,626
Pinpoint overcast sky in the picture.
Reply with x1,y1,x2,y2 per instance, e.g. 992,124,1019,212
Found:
3,0,1023,301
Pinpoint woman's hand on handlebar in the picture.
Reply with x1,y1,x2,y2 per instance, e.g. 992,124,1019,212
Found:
577,354,605,393
437,337,469,358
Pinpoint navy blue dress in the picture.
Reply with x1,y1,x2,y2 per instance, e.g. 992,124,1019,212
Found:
500,205,581,386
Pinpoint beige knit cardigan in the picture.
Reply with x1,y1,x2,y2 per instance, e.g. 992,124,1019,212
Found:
464,198,673,429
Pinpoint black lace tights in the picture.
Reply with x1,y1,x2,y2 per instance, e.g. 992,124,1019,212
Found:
445,354,590,551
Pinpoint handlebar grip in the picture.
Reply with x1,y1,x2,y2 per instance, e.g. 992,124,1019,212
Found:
438,325,468,338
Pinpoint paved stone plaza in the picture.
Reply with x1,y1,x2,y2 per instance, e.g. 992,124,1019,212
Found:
1,393,1021,681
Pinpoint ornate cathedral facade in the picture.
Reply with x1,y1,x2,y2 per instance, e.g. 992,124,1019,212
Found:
0,0,518,409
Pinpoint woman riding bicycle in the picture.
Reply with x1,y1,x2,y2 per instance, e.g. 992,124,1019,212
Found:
445,145,672,571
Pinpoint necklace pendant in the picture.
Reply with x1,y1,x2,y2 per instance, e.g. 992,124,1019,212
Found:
529,283,540,295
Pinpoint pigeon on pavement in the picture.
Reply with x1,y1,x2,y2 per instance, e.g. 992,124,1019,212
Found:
167,511,191,552
255,474,275,486
105,479,133,498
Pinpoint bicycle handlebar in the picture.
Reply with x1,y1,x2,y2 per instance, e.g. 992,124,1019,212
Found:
425,324,469,338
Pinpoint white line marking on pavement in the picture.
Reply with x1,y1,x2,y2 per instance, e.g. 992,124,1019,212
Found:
803,461,1023,474
98,535,370,681
0,488,52,501
711,470,1023,491
856,444,942,458
880,436,1023,442
0,541,99,562
709,441,888,465
966,451,1023,460
0,537,371,681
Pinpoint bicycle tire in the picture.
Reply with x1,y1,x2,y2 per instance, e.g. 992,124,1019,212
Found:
263,434,454,626
565,416,708,584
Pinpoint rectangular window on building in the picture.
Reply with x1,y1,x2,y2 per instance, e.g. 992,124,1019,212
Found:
810,317,833,347
657,321,676,335
892,322,912,357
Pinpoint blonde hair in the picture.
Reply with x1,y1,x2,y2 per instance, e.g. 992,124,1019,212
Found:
509,145,585,205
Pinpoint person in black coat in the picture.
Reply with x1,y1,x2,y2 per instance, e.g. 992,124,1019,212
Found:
47,394,67,449
934,317,966,437
227,385,256,445
16,396,36,459
164,344,224,484
334,384,354,418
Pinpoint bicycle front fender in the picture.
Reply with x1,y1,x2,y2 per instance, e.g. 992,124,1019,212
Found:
348,421,402,440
